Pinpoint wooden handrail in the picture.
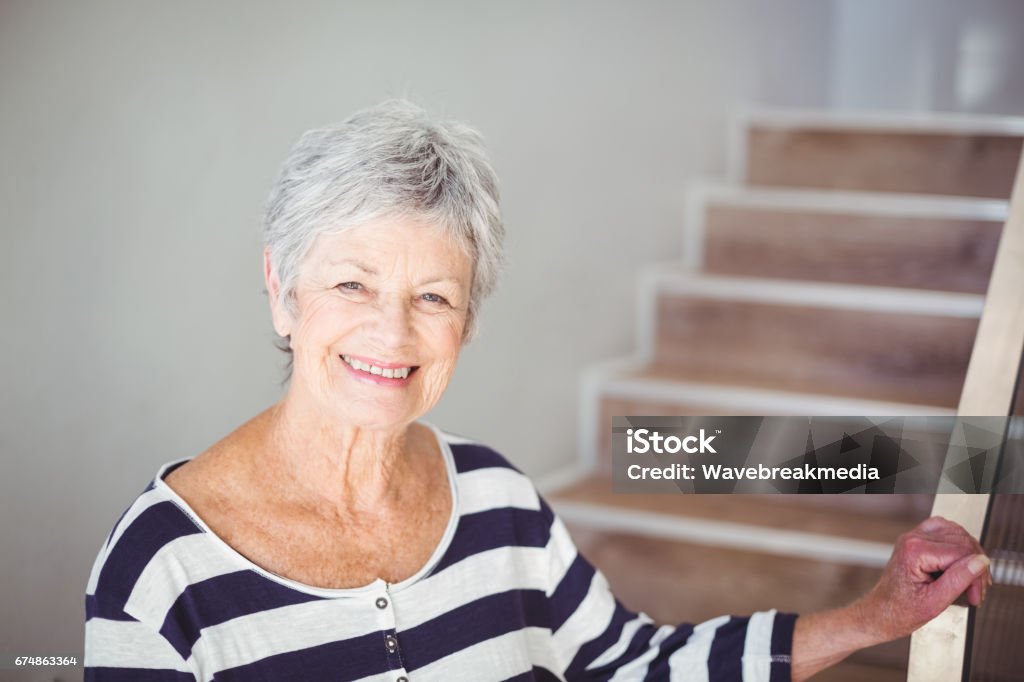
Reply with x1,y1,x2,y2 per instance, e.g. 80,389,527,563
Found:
906,149,1024,681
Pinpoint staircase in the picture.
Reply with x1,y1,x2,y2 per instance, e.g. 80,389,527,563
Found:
548,110,1024,681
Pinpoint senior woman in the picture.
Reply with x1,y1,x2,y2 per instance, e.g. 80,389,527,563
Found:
85,101,991,681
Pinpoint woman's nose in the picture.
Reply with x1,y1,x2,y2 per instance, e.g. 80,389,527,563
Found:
368,296,414,349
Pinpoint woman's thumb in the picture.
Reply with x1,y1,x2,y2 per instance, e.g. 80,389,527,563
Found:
929,553,989,608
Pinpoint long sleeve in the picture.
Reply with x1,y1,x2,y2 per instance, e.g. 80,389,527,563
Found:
85,594,197,681
539,497,797,681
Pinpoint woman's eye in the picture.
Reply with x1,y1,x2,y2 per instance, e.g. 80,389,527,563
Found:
421,293,450,306
336,282,363,291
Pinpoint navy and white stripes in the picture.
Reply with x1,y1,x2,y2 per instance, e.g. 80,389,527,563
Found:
85,428,796,681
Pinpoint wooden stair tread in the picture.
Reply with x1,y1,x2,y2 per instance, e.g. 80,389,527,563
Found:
690,184,1007,294
552,474,922,545
702,203,1001,294
637,270,981,407
743,124,1023,198
642,272,980,407
813,661,908,682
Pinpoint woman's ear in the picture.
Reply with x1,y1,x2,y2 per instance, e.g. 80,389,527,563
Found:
264,248,292,338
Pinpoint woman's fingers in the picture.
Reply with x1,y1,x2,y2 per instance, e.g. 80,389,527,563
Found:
899,533,984,577
966,577,983,606
928,553,991,611
906,527,991,606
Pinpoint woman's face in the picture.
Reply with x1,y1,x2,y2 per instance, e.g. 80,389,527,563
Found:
272,217,473,431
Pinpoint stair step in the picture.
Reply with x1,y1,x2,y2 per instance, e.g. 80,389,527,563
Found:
812,662,909,682
640,269,982,407
579,359,945,522
687,184,1006,294
734,109,1024,198
553,475,923,549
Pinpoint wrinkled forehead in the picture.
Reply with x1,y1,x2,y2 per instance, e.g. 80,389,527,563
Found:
300,217,474,284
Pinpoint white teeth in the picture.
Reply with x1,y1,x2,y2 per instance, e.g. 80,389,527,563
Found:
341,355,413,379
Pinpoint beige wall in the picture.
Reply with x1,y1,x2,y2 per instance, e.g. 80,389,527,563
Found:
1,0,1019,667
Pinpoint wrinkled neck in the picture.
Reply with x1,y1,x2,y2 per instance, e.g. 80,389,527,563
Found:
260,390,420,516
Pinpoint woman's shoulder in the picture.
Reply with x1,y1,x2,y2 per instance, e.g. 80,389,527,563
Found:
85,464,206,618
162,410,270,512
436,429,554,516
87,417,268,621
438,429,526,476
161,443,244,515
93,459,204,564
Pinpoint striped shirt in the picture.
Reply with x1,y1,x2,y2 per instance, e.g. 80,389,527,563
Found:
85,426,796,681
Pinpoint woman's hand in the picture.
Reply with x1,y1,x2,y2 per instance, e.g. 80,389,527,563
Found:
857,515,991,640
791,515,992,681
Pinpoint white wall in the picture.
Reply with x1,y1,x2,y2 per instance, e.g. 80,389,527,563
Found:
831,0,1024,113
2,0,1018,669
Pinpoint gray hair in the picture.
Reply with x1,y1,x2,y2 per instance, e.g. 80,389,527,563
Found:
263,100,504,345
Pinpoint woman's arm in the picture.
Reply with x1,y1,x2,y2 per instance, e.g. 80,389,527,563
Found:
790,515,992,681
539,494,798,680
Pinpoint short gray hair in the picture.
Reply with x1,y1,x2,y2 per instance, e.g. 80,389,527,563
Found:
263,100,504,343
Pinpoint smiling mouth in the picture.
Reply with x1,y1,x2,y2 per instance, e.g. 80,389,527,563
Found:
340,355,419,380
